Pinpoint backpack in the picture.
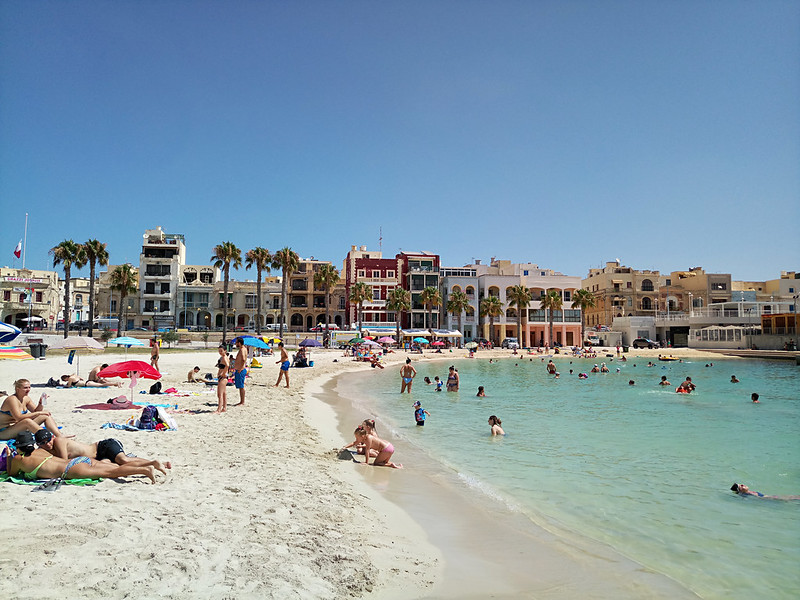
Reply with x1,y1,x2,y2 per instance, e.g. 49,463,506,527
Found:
139,405,159,430
149,381,162,395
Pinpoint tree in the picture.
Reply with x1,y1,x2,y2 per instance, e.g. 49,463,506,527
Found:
446,289,470,348
211,241,242,344
507,285,533,348
82,239,109,338
245,247,272,335
420,286,442,331
386,287,411,348
348,282,372,337
161,330,180,348
109,264,137,336
540,289,564,346
571,288,596,346
271,247,299,340
480,296,503,346
50,240,86,338
313,264,340,347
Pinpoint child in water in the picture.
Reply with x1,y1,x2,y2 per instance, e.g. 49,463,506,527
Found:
359,420,403,468
476,386,486,397
413,401,430,426
434,376,443,392
488,415,505,436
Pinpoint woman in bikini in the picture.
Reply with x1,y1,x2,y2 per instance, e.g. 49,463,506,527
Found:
215,345,229,414
446,366,459,392
0,379,64,441
359,420,402,468
6,432,156,483
488,415,505,436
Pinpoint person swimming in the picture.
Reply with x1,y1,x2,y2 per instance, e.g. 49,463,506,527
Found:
731,483,800,500
488,415,505,436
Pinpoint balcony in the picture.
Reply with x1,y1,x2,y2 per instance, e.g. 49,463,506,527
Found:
364,299,386,308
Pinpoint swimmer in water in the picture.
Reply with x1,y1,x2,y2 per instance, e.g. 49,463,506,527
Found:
488,415,505,436
659,375,671,386
731,483,800,500
751,393,760,403
731,375,739,383
476,386,485,397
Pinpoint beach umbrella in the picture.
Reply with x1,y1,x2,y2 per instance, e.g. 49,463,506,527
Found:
108,336,146,357
239,336,270,349
413,337,430,344
0,347,34,360
49,336,104,376
432,341,445,346
361,340,381,347
299,338,322,347
465,341,478,349
349,337,366,345
98,360,161,403
0,322,22,344
377,336,395,343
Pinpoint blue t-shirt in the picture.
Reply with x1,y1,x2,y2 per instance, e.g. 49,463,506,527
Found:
415,407,426,423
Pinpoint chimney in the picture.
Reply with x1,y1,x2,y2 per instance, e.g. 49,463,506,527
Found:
361,245,367,251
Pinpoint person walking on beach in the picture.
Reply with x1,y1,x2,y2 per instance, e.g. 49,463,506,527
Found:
400,358,416,393
233,337,248,406
275,342,290,388
215,345,229,414
150,339,160,371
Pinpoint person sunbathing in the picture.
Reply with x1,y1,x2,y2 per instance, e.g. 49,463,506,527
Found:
6,431,156,483
0,379,64,441
34,429,171,476
60,374,110,388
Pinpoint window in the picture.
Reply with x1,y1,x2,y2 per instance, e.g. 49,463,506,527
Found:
3,290,9,301
36,292,43,302
339,297,345,309
563,291,571,302
641,279,654,291
245,294,258,309
666,279,671,286
627,282,632,288
387,270,395,278
523,270,529,276
145,283,156,294
711,283,727,291
200,271,213,284
357,270,365,278
372,270,380,278
111,300,117,312
159,300,169,312
372,287,381,300
144,301,155,312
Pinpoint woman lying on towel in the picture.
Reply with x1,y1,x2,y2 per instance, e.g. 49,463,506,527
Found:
60,374,111,388
5,431,156,483
0,379,65,441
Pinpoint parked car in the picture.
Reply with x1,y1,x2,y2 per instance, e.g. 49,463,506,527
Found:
264,323,281,331
311,324,340,332
585,335,601,347
501,337,519,349
632,338,657,349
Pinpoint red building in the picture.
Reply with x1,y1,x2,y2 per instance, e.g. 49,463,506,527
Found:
343,245,401,328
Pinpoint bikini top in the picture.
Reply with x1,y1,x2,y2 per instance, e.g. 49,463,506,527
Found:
23,454,53,481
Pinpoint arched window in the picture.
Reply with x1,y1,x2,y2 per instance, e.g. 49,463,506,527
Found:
488,286,500,297
641,297,652,310
451,285,462,293
290,313,303,327
641,279,654,292
465,286,475,296
506,308,517,318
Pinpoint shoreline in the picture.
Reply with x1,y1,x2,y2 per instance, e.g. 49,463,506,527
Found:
0,345,723,598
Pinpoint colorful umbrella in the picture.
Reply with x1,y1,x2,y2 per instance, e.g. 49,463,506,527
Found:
0,347,34,360
413,337,430,344
0,322,22,344
464,341,478,349
108,336,145,357
239,336,270,349
349,337,366,345
432,341,445,346
98,360,161,402
299,338,322,347
361,340,381,347
377,336,395,343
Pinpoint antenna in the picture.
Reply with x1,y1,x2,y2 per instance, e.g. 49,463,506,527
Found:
379,227,382,253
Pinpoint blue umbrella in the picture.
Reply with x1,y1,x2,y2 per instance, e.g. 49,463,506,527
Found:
0,322,22,344
240,336,270,349
299,338,322,347
108,336,146,357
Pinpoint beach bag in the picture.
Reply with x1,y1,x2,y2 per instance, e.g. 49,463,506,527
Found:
156,407,178,430
139,405,159,430
148,381,162,395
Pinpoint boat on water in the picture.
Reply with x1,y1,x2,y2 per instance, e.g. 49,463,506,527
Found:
659,355,680,361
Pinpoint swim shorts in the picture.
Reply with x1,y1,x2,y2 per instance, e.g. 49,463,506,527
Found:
281,360,290,371
96,438,124,462
234,369,247,389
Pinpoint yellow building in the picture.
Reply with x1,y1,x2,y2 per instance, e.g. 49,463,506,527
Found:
582,261,663,327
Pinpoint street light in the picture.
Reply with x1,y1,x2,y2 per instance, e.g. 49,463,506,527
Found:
688,293,693,317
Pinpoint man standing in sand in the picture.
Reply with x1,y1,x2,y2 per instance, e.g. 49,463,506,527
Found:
275,341,290,388
233,337,248,405
400,358,416,393
150,338,160,371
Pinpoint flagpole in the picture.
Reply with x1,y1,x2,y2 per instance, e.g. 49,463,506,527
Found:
22,212,28,269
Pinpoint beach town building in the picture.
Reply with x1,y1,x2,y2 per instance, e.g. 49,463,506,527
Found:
0,267,61,329
284,257,346,332
138,227,186,331
343,245,401,329
95,265,139,331
211,277,282,331
66,277,91,325
582,261,664,327
464,259,582,347
440,264,479,340
178,264,217,329
398,251,441,329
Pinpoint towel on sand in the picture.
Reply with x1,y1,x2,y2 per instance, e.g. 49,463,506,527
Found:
0,472,100,486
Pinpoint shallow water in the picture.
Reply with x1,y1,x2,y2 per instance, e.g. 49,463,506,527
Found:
342,354,800,599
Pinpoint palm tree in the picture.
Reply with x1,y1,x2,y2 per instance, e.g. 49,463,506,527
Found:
386,287,411,348
571,288,596,346
349,282,372,337
420,286,442,331
245,247,272,335
313,264,340,347
211,241,242,344
446,289,470,348
271,247,299,339
540,289,564,346
83,239,109,338
480,295,503,346
507,285,533,348
109,264,137,335
50,240,86,338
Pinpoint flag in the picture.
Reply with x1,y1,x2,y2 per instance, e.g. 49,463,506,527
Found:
13,240,22,258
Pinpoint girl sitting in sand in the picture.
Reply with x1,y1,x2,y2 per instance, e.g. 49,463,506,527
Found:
488,415,505,436
358,420,402,468
341,427,378,458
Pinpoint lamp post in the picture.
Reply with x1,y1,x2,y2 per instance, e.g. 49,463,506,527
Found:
688,293,693,317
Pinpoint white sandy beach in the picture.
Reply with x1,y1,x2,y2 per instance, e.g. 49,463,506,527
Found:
0,344,723,599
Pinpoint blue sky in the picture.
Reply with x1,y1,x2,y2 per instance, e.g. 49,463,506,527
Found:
1,1,798,281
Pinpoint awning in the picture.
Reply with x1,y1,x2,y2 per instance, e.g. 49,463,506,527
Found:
431,329,463,338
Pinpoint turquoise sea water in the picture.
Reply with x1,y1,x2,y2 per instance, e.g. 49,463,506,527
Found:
341,355,800,599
